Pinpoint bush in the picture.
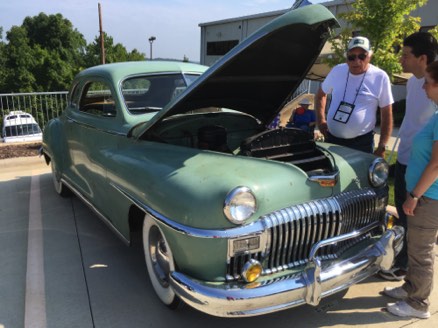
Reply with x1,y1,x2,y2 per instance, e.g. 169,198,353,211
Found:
392,99,406,127
375,98,405,128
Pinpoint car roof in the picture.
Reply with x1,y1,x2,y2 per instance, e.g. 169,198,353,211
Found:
75,61,209,83
3,111,38,127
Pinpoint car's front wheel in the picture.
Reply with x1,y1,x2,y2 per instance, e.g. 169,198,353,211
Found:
50,160,71,197
143,217,182,309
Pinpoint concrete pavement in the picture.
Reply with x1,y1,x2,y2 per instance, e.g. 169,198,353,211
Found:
0,156,437,327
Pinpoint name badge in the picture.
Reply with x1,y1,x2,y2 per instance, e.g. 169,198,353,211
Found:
333,101,355,124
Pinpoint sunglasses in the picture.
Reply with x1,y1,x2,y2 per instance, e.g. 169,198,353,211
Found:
347,53,367,61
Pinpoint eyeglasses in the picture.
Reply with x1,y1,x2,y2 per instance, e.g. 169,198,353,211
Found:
347,53,367,61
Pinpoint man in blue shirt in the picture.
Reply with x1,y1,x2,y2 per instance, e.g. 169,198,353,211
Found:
286,98,316,133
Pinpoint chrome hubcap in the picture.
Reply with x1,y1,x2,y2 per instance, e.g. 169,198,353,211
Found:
148,226,170,288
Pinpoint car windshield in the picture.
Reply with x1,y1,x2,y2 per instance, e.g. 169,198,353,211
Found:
4,123,42,137
122,73,200,114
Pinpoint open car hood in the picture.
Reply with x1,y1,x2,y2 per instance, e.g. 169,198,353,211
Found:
136,4,338,139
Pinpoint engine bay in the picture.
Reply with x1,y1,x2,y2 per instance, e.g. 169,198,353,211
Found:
146,111,334,174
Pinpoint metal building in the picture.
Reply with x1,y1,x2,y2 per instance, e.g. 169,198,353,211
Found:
199,0,438,67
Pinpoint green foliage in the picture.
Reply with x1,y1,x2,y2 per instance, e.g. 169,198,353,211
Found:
83,32,145,67
429,25,438,40
0,13,146,93
3,26,37,92
325,0,429,81
392,99,406,126
385,149,398,206
0,13,86,93
128,49,146,61
0,27,6,90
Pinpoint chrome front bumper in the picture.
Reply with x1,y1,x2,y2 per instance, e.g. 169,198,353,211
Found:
170,226,404,317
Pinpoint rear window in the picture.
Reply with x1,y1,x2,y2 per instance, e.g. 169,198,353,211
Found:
122,73,199,114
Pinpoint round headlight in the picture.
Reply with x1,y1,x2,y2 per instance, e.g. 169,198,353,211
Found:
224,186,256,224
369,158,389,187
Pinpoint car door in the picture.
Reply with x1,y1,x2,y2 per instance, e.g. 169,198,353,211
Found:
65,78,120,211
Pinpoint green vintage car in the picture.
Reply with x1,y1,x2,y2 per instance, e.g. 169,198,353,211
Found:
42,4,403,317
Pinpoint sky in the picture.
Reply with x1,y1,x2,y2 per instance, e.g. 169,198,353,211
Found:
0,0,329,62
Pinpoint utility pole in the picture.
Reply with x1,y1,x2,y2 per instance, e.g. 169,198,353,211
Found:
98,3,105,64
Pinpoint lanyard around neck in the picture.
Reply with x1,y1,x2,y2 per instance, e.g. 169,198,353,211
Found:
342,70,367,105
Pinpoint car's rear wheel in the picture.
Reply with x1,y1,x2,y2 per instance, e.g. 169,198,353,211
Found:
143,217,182,309
51,161,71,197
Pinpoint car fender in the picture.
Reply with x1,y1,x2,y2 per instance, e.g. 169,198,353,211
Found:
106,144,333,230
42,118,67,170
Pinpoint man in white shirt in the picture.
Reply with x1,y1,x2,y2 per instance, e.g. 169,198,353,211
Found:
380,32,438,281
315,36,393,157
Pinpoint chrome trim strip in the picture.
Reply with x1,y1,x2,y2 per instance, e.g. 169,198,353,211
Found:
61,178,130,245
308,221,380,262
66,115,127,136
308,170,339,184
110,182,267,239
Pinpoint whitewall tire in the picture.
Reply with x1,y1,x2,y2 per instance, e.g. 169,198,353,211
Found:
51,160,70,197
143,216,181,309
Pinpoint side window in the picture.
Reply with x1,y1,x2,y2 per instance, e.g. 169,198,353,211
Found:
79,81,117,117
122,74,184,114
70,83,81,108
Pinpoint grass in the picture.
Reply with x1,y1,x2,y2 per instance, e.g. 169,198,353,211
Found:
385,149,397,206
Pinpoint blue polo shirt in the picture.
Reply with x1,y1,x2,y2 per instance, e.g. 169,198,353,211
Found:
406,111,438,200
292,109,316,127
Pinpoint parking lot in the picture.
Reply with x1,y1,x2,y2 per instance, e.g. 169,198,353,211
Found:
0,156,436,328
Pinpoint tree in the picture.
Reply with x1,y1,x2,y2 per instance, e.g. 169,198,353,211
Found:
325,0,429,81
0,27,6,89
0,13,145,93
127,49,146,62
1,13,87,92
0,12,148,93
2,26,37,92
83,32,145,67
429,25,438,40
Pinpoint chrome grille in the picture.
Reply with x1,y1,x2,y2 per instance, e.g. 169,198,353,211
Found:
227,188,386,279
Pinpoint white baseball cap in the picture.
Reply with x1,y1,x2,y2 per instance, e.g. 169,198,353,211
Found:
348,36,371,52
299,98,311,105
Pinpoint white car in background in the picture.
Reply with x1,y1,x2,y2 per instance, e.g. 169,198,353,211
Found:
2,111,42,143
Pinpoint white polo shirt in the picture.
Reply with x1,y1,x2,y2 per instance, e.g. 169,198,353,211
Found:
397,76,436,165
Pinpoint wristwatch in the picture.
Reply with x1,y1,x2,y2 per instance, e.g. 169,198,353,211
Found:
378,143,388,151
409,192,420,201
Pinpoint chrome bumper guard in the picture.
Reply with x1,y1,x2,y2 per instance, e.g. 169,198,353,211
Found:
170,225,404,317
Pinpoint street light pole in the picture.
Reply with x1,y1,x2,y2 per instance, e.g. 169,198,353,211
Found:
148,36,156,60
